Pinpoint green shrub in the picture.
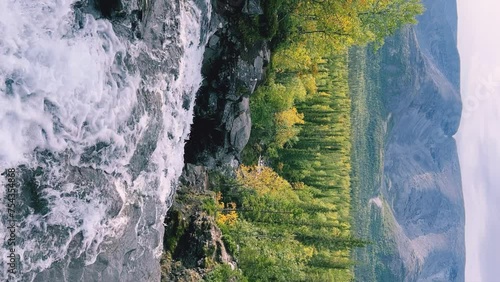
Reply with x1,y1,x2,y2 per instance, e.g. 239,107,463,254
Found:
202,196,218,216
204,264,247,282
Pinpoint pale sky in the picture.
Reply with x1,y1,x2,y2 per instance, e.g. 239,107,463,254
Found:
456,0,500,281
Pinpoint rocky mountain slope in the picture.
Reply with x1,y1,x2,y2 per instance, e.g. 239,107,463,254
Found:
378,0,465,280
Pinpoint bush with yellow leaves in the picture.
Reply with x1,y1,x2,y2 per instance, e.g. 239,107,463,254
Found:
215,192,238,226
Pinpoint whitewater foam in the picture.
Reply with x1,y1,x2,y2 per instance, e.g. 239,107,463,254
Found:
0,0,140,167
0,0,211,280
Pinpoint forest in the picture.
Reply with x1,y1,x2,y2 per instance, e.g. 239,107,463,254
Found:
205,0,424,280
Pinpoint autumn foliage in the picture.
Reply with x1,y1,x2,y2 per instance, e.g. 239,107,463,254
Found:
226,0,424,280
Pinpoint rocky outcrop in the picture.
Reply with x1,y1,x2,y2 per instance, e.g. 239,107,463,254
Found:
179,164,210,193
162,212,236,281
242,0,263,15
161,165,237,281
184,3,270,168
163,1,271,279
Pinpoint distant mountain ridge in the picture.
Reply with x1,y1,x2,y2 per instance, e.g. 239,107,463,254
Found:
378,0,465,280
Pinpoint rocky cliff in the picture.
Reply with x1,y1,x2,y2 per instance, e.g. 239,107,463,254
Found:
184,0,269,169
161,0,269,280
378,0,465,281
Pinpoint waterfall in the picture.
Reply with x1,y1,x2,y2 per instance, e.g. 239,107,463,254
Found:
0,0,211,280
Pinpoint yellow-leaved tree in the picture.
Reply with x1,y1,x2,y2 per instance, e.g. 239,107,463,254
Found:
275,107,305,148
237,165,299,201
216,192,238,226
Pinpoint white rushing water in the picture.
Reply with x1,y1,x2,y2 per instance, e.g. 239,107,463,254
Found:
0,0,140,166
0,0,210,280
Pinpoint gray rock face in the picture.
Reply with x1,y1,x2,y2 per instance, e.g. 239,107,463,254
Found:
228,97,252,152
184,8,270,168
242,0,263,15
179,164,209,193
379,0,465,281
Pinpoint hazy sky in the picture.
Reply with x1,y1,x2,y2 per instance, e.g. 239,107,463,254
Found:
456,0,500,281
